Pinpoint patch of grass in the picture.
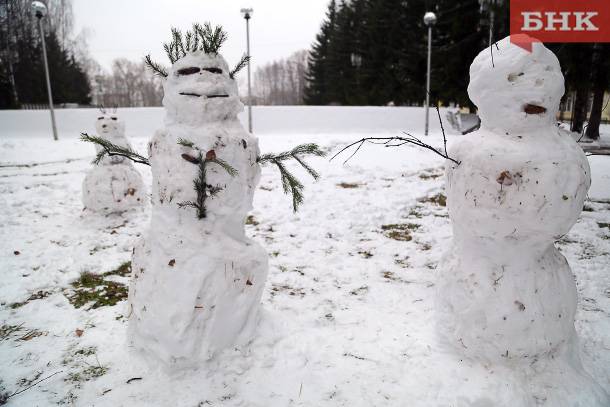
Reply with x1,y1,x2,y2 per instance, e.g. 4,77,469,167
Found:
350,286,369,296
66,262,131,309
418,193,447,207
382,271,398,281
337,182,361,189
10,290,51,309
419,172,442,180
18,329,44,341
245,215,259,226
358,250,374,258
598,222,610,230
407,207,424,219
66,366,108,384
418,242,432,251
0,323,24,340
270,284,305,298
74,347,97,357
381,223,420,241
394,257,410,268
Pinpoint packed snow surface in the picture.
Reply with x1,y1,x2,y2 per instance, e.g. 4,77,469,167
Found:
0,106,609,406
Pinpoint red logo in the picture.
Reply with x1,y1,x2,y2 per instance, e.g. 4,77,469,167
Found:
510,0,610,51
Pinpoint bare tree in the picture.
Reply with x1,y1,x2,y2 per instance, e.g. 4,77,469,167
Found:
92,58,164,107
253,50,309,105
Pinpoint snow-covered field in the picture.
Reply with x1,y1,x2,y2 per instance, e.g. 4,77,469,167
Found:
1,106,609,406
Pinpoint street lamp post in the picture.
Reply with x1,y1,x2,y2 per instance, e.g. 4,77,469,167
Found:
423,11,437,136
240,8,253,133
32,1,58,141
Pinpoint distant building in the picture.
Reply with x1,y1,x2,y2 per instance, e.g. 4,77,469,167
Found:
559,91,610,123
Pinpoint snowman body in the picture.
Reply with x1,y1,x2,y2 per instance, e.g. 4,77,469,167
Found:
82,115,146,213
128,51,268,365
436,37,608,405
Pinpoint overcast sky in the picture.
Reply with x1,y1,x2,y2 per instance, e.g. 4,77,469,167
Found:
72,0,330,74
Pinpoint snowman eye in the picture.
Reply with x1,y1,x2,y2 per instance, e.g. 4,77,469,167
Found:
111,117,117,120
97,117,103,120
202,67,223,74
177,67,201,75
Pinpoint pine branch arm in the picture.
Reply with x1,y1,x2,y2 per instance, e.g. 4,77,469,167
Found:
81,133,151,166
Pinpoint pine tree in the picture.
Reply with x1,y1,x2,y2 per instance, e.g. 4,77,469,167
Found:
304,0,337,105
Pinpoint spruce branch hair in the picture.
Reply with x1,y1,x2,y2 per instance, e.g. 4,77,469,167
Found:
144,54,168,77
144,23,245,80
177,139,238,219
80,133,150,166
230,54,250,79
258,143,327,212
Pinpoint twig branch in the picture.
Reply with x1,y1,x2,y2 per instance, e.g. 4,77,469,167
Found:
330,134,460,166
7,370,63,401
257,143,326,212
331,100,460,166
177,141,238,219
81,133,150,166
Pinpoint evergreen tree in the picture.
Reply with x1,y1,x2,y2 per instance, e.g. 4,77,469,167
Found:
0,0,90,108
304,0,337,105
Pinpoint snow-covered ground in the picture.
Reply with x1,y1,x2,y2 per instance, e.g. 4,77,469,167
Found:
1,107,609,406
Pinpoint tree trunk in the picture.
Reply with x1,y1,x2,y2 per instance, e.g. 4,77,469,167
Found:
571,45,593,134
585,44,609,140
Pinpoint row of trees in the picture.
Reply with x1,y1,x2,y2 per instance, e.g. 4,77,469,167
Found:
252,50,308,105
91,59,164,108
305,0,507,107
0,0,91,108
304,0,608,138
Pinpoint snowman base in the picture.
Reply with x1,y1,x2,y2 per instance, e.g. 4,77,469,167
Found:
128,228,268,367
82,164,146,213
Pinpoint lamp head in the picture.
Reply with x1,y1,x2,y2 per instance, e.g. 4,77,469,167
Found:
423,11,437,26
240,8,253,19
31,1,47,19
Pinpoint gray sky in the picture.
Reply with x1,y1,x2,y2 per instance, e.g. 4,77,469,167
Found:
72,0,329,74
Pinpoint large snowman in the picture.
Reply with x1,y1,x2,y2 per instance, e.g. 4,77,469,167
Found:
127,28,268,366
82,112,146,213
436,36,608,405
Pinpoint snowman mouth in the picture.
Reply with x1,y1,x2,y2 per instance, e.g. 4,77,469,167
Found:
523,104,547,114
179,92,229,98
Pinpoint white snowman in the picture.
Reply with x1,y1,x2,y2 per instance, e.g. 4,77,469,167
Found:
127,26,268,366
436,36,609,405
82,111,146,213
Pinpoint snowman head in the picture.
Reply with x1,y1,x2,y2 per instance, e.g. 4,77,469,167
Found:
163,51,241,126
145,23,248,127
468,36,564,133
95,107,125,137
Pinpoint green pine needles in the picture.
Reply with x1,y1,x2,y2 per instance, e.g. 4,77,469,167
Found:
258,144,327,212
81,133,150,166
177,139,238,219
81,135,325,216
144,23,250,79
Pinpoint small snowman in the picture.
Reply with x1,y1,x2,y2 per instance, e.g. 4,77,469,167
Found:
436,36,609,405
79,24,324,366
82,109,146,213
